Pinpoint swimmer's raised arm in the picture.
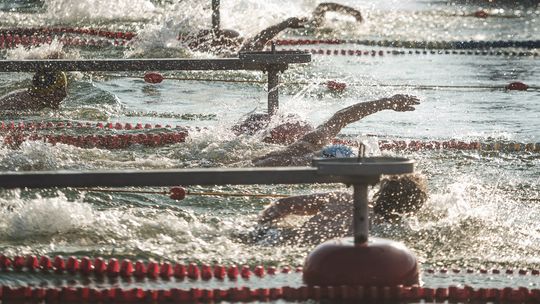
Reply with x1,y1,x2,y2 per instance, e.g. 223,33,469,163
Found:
300,94,420,148
239,17,307,52
252,95,420,167
312,2,363,27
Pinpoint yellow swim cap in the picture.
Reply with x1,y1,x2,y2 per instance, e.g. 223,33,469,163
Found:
29,71,67,95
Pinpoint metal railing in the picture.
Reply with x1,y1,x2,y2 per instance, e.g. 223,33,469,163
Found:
0,51,311,115
0,157,414,245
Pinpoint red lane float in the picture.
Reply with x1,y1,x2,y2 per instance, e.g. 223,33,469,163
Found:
0,27,136,40
326,80,347,92
0,121,182,131
2,254,540,303
0,26,135,49
0,33,124,49
1,285,539,302
3,132,188,149
505,81,529,91
0,121,538,152
275,39,344,46
333,139,540,152
144,72,164,84
2,255,539,279
474,10,489,18
169,187,187,200
2,132,539,153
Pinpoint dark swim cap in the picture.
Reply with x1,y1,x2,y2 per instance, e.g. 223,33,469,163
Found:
29,71,67,95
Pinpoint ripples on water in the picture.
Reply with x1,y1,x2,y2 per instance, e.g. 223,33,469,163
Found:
0,0,539,278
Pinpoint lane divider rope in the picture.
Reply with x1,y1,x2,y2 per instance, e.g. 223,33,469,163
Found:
0,121,185,131
2,132,538,152
1,285,537,303
76,186,290,200
275,39,540,50
0,33,125,49
2,132,188,149
5,27,537,51
0,121,538,152
111,72,540,92
278,47,539,57
0,256,539,302
1,255,539,279
0,27,136,40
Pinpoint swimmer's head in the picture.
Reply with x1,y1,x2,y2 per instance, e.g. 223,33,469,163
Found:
29,71,68,108
320,144,355,158
372,174,428,222
30,71,67,95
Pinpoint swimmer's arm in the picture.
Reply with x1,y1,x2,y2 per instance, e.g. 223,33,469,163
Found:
258,193,335,224
301,94,420,147
0,90,34,111
239,17,306,52
312,2,363,27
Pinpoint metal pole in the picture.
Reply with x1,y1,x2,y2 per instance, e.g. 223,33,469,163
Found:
0,167,382,189
0,58,308,72
267,67,279,115
212,0,220,32
352,184,369,245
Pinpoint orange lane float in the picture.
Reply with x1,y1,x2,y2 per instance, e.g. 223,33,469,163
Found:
2,132,188,149
144,72,164,84
474,10,489,18
0,121,182,131
325,80,347,92
505,81,529,91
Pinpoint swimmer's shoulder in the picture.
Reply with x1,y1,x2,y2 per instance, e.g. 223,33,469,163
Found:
0,89,34,110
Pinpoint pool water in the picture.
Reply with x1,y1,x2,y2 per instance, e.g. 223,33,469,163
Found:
0,0,539,293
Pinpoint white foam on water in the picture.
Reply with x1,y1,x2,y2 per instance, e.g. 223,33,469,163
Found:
43,0,157,23
166,125,272,167
0,140,79,171
4,39,74,60
0,192,94,240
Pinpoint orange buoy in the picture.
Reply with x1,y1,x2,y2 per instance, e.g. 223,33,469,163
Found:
505,81,528,91
473,10,489,18
144,72,164,84
169,187,187,200
303,237,419,286
326,80,347,92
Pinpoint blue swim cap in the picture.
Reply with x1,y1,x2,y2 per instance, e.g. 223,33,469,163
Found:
321,144,355,158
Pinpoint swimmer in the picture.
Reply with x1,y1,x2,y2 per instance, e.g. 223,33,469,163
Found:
255,172,428,245
250,94,420,166
0,71,68,112
180,17,306,55
180,2,363,54
310,2,363,27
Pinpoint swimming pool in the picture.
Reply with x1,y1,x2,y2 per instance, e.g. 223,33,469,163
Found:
0,0,539,300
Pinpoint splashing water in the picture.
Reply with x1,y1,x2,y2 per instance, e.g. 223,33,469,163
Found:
0,0,538,285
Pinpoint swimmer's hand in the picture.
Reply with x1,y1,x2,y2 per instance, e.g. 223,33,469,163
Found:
383,94,420,112
286,17,308,29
